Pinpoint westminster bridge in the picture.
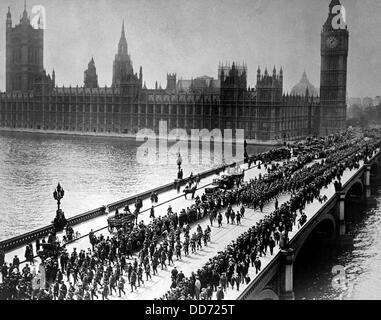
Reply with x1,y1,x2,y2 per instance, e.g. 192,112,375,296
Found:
1,146,380,300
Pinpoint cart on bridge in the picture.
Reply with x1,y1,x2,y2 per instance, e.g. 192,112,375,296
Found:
37,242,64,261
107,212,135,233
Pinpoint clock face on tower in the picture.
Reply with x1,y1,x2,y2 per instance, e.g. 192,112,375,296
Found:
326,36,339,49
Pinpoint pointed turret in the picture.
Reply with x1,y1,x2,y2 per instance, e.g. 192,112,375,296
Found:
257,66,261,82
6,7,12,29
302,70,307,80
84,57,98,89
118,20,128,55
323,0,346,31
21,0,29,25
52,69,55,86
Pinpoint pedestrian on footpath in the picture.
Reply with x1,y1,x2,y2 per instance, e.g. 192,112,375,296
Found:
255,257,261,274
236,211,241,225
150,206,155,219
218,213,223,227
269,236,276,255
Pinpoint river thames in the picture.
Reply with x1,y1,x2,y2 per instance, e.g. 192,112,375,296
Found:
1,130,381,300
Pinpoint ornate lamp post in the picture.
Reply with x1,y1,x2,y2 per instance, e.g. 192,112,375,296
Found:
53,183,64,212
52,183,67,231
177,152,182,172
176,152,183,185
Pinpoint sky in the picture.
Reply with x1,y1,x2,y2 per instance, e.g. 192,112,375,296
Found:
0,0,380,98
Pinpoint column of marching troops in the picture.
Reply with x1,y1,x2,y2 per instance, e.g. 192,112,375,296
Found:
1,128,381,300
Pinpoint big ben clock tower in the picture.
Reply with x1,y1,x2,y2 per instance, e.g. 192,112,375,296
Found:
320,0,349,136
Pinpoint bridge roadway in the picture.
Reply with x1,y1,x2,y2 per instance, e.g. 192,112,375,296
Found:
2,152,368,300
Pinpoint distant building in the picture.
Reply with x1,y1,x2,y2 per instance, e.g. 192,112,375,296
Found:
348,98,362,108
363,97,374,108
5,4,53,92
84,57,98,89
0,0,349,141
291,71,319,97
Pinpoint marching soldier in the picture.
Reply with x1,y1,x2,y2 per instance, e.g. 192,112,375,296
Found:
175,241,182,260
167,247,174,266
160,250,167,270
144,262,152,281
152,256,159,275
137,265,144,287
183,238,189,256
130,270,137,292
118,276,126,297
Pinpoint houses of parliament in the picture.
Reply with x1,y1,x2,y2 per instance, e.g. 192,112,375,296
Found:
0,0,348,142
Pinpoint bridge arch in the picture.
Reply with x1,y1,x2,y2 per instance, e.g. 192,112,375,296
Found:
294,215,336,260
345,179,364,199
253,288,279,300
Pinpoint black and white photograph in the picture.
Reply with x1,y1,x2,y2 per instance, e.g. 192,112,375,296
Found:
0,0,381,307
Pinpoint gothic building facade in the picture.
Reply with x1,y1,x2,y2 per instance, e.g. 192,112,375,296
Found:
0,0,348,142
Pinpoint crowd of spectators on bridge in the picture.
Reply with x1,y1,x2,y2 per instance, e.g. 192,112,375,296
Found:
1,129,380,300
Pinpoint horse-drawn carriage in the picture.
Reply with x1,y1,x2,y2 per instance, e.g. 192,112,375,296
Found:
205,179,221,195
107,211,135,233
183,185,197,199
37,242,64,261
219,173,244,190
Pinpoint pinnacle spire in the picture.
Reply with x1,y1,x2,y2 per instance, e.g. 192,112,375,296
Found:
118,20,128,55
7,6,11,20
23,0,27,15
20,0,29,24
